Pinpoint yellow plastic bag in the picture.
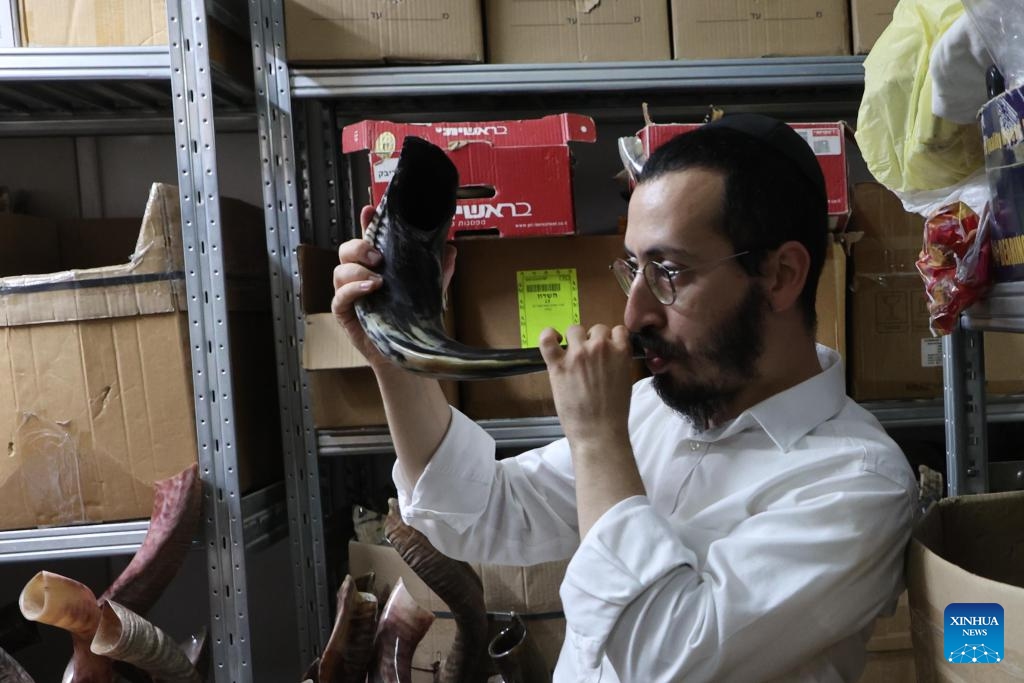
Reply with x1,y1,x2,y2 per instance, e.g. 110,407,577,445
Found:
855,0,984,194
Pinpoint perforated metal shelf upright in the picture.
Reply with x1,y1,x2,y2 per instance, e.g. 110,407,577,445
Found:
0,2,288,682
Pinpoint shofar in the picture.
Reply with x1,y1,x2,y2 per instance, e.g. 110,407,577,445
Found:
90,601,200,683
383,499,487,683
355,135,552,380
0,646,34,683
370,579,434,683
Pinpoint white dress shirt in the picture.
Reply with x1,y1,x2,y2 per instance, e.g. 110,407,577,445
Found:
393,346,918,682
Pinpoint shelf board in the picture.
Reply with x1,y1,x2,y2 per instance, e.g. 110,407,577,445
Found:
319,396,1024,456
0,47,252,125
291,56,866,100
0,480,287,563
962,282,1024,333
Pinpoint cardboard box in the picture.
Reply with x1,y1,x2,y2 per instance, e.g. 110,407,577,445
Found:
17,0,252,83
980,85,1024,283
849,182,1024,400
858,592,915,683
298,246,458,428
342,115,597,240
483,0,670,64
851,0,896,54
670,0,850,59
349,540,568,682
0,184,280,532
818,240,846,359
284,0,483,64
907,492,1024,681
633,121,854,230
453,234,640,420
0,0,20,46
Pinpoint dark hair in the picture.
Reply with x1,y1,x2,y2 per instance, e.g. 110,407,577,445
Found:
636,126,828,331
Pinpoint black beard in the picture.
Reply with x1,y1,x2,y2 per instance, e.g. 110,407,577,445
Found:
638,283,767,430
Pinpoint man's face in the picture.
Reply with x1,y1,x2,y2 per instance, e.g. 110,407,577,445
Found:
623,168,768,428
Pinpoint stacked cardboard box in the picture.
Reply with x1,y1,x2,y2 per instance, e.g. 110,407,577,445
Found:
283,0,483,63
849,182,1024,400
850,0,897,54
483,0,671,63
857,592,915,683
17,0,251,82
670,0,851,59
0,183,281,532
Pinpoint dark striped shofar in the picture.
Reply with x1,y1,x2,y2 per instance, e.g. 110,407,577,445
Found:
0,646,33,683
355,135,552,380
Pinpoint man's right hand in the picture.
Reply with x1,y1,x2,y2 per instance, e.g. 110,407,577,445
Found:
331,205,390,369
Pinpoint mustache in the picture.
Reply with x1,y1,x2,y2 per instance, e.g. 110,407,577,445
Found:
632,330,684,361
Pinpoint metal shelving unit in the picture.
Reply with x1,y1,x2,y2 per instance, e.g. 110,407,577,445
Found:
249,0,1023,661
246,0,933,659
939,283,1024,496
1,2,284,681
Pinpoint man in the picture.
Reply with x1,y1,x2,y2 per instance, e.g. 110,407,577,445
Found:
332,114,917,682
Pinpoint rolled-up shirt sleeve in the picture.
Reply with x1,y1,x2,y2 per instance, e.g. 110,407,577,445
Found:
560,464,914,682
394,406,581,565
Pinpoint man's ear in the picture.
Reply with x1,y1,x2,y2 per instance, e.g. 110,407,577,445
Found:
764,241,810,313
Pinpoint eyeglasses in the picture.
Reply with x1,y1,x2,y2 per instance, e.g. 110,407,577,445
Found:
610,251,751,305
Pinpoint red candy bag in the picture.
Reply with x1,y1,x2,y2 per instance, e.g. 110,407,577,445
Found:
915,202,991,335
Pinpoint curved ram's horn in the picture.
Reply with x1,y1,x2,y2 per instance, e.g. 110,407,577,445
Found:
100,463,202,615
488,613,550,683
0,646,34,683
384,499,487,683
19,572,115,683
91,601,200,683
354,136,549,380
317,575,378,683
370,579,434,683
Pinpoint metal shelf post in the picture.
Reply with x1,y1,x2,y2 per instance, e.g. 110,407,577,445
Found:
248,0,331,662
167,0,253,680
943,328,990,496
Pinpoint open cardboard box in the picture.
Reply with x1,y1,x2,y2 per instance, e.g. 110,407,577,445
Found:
0,183,280,531
907,491,1024,681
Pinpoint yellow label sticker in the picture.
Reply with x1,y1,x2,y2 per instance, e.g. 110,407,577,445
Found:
516,269,580,348
372,131,397,159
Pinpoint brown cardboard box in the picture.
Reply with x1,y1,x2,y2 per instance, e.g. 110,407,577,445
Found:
0,184,280,532
284,0,483,64
849,182,1024,400
857,592,916,682
298,246,458,428
851,0,896,54
484,0,670,64
18,0,252,82
349,541,568,681
670,0,851,59
818,240,846,359
907,492,1024,681
453,234,637,420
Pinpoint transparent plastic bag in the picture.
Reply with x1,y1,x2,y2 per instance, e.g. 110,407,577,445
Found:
963,0,1024,91
915,202,992,335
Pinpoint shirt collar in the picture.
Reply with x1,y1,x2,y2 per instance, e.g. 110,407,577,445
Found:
698,344,847,452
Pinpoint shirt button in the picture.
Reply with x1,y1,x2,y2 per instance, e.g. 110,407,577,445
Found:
689,441,701,451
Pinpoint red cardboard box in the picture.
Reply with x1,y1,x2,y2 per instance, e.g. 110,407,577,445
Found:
341,114,597,239
634,122,853,230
